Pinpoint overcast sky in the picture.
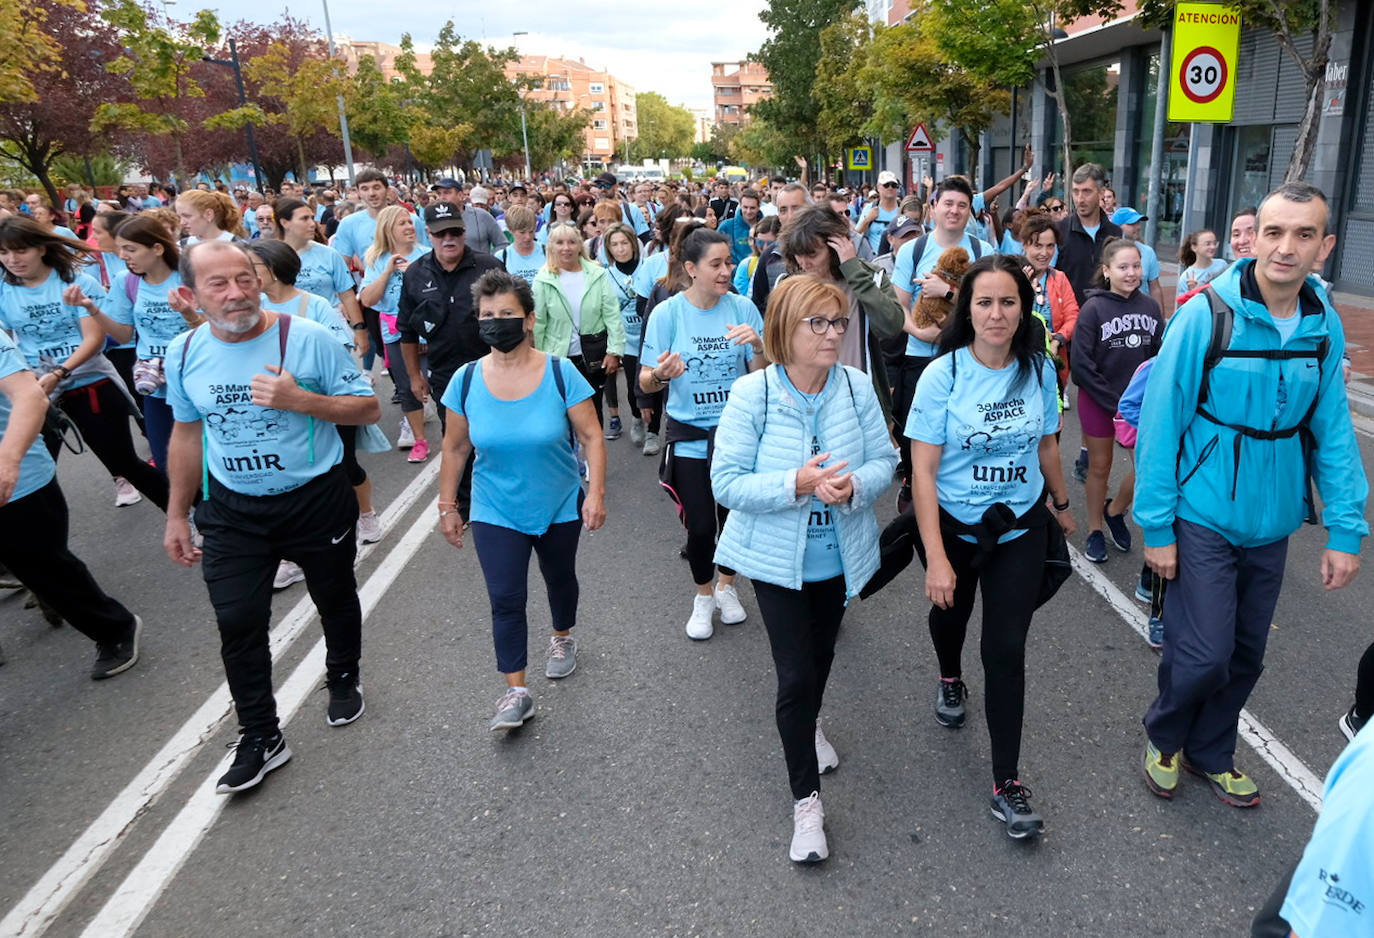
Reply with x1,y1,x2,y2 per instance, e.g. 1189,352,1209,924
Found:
202,0,772,112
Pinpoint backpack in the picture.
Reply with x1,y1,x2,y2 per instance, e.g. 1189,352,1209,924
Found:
124,272,140,305
906,233,983,279
459,353,567,412
1192,287,1326,521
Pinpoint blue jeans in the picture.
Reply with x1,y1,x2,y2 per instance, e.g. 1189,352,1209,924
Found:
142,393,174,471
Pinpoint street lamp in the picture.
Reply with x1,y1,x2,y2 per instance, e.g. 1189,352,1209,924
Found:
514,32,532,182
321,0,356,186
203,38,265,193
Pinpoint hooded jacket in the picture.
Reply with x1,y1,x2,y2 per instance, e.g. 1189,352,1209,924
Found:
531,258,627,358
1070,286,1163,414
1133,260,1368,552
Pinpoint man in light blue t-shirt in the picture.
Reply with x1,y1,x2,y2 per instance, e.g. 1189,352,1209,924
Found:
163,239,379,797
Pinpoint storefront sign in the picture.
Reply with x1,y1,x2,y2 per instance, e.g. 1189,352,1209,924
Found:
1168,3,1242,122
1324,60,1348,116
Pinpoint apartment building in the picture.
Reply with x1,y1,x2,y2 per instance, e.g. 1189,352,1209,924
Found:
711,60,772,127
505,56,637,164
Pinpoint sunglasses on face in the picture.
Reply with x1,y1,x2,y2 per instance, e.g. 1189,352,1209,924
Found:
1047,203,1066,212
880,182,898,188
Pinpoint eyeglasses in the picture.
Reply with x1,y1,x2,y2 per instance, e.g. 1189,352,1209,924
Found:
801,316,850,335
1046,203,1066,212
434,229,465,240
880,182,899,189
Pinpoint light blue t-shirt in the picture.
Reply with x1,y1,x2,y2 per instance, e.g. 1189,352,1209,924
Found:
1280,724,1374,938
333,209,429,264
360,245,430,340
1182,257,1228,288
0,330,57,502
104,272,190,397
1272,311,1302,346
606,264,643,354
863,203,900,256
633,251,669,300
906,348,1060,541
294,243,353,306
0,270,107,390
776,368,842,581
440,355,593,535
893,232,996,357
165,315,374,496
243,210,259,238
101,251,129,286
967,192,988,242
1083,224,1100,242
999,230,1023,256
260,292,354,350
1135,240,1161,285
496,243,546,286
639,291,762,460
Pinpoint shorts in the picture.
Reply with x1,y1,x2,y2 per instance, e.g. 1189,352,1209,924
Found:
1077,387,1116,439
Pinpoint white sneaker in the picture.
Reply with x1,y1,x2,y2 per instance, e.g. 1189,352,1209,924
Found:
397,420,415,450
273,560,305,590
113,477,142,507
790,792,828,863
357,511,382,544
630,417,646,446
715,582,747,625
422,399,438,424
642,431,661,457
685,593,715,640
815,723,839,774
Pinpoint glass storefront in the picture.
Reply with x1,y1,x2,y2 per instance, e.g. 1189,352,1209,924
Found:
1135,51,1189,256
1048,61,1120,180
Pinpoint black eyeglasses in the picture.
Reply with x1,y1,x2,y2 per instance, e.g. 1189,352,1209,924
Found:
801,316,850,335
1046,203,1066,212
880,182,899,188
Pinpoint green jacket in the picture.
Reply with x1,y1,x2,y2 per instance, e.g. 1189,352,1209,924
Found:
532,259,627,358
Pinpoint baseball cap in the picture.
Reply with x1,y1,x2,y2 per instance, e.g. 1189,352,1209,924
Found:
885,215,921,240
469,186,490,205
423,202,465,233
1110,207,1147,225
593,172,617,189
878,170,900,187
430,177,463,191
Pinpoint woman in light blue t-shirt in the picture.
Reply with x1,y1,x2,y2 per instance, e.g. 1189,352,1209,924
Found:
437,269,606,733
907,254,1076,842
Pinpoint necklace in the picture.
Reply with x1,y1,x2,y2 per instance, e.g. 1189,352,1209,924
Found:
968,345,1011,370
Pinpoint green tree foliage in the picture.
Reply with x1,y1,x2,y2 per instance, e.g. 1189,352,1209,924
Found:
524,103,591,170
239,41,348,183
0,0,84,105
730,117,795,170
634,93,696,159
813,11,875,153
345,56,406,160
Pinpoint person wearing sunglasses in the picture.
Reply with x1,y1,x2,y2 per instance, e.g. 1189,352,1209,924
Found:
856,171,903,258
537,195,578,248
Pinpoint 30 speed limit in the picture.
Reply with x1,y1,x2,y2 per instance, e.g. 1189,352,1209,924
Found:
1179,46,1228,104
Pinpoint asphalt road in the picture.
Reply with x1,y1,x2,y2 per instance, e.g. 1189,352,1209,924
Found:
2,379,1371,938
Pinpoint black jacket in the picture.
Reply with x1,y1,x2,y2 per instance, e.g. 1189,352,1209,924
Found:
396,248,504,382
1055,213,1122,305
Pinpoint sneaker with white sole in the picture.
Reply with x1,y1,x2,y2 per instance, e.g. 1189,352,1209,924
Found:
357,511,382,544
489,688,534,731
325,673,365,726
629,417,646,446
273,560,305,590
545,634,577,679
642,432,661,457
715,583,747,624
1339,705,1365,743
113,477,142,507
216,732,291,794
685,593,715,640
91,615,142,680
990,779,1044,839
815,723,838,774
790,792,828,863
408,439,430,463
604,415,622,440
397,419,415,450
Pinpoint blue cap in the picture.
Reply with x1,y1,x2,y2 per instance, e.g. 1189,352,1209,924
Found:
1110,207,1146,225
430,177,463,191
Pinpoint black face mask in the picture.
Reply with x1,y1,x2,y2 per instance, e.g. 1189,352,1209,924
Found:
479,317,526,353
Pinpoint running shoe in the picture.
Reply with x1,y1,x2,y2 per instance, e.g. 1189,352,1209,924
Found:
325,673,365,726
1072,447,1088,483
1084,530,1108,563
685,593,715,640
1104,501,1132,551
1134,568,1152,604
407,439,429,463
545,634,577,679
1181,759,1260,808
489,688,534,731
273,560,305,590
91,615,142,680
216,733,291,794
604,416,623,440
990,780,1043,839
1338,705,1365,743
397,419,415,450
1143,740,1178,798
935,678,967,728
815,723,839,774
895,484,912,517
642,432,661,457
790,792,828,863
1147,617,1164,650
630,417,646,446
113,477,142,507
357,511,382,545
715,583,747,624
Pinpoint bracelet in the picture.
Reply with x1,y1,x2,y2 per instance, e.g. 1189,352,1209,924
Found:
351,322,368,331
437,500,457,509
53,365,71,379
652,371,670,387
439,509,459,518
1052,498,1070,512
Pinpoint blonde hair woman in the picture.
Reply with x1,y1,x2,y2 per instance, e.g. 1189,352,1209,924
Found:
175,189,245,244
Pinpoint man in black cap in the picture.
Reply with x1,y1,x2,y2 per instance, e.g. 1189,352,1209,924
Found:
398,202,502,516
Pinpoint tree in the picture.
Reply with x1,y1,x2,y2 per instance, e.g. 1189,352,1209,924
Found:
0,0,84,105
813,11,875,153
524,103,590,171
634,93,695,159
731,117,796,170
241,41,348,183
92,0,224,190
345,56,406,161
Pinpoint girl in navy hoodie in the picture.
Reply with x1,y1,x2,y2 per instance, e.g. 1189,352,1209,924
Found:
1071,238,1162,563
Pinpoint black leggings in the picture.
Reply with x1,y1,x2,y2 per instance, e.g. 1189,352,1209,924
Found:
928,525,1047,785
667,454,734,585
892,355,933,487
1356,640,1374,722
47,379,168,511
602,354,639,412
755,576,847,799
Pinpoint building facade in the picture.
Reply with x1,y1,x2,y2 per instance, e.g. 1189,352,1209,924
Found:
711,60,773,127
505,56,637,167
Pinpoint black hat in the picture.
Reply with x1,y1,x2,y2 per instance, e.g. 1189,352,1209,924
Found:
423,202,466,233
593,172,617,189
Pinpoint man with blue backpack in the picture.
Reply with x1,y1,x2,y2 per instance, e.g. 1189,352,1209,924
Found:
1135,182,1368,809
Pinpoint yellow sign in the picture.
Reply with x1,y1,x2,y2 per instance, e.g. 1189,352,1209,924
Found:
846,146,872,171
1168,3,1242,122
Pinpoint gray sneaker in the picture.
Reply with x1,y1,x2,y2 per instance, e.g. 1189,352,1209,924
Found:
489,688,534,731
545,634,577,679
936,678,967,728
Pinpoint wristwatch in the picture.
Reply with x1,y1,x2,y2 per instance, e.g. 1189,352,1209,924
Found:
52,365,72,380
943,288,954,302
350,322,368,331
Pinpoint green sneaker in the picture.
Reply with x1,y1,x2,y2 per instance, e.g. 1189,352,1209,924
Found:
1143,741,1179,798
1182,759,1260,808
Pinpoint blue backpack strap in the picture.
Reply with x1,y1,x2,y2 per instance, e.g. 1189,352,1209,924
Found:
459,360,477,414
550,354,567,403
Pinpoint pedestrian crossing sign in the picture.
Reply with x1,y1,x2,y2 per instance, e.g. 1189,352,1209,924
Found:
846,147,873,171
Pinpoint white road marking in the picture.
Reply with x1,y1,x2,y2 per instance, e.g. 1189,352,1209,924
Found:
80,503,442,937
1,460,441,938
1068,546,1325,811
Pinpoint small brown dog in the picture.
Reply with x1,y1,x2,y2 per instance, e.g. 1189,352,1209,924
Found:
912,246,971,329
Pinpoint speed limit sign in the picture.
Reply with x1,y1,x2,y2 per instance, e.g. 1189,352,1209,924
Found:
1168,3,1242,121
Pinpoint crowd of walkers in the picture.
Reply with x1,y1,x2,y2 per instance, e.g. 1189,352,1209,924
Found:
1,164,1371,916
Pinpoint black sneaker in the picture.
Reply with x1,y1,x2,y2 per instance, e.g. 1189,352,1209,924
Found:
1339,705,1366,743
990,779,1044,839
1104,500,1132,551
91,615,142,680
326,673,365,727
215,733,291,794
935,678,967,728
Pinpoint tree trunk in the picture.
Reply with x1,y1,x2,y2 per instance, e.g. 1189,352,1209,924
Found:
295,134,309,185
1286,61,1325,182
173,133,187,193
8,134,60,206
1047,48,1073,179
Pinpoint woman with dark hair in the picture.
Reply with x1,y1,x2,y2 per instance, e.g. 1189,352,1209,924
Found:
274,197,367,356
0,216,168,509
81,214,198,473
537,193,577,247
30,201,80,241
907,254,1075,840
1017,210,1079,396
599,222,648,444
639,227,765,640
732,215,780,296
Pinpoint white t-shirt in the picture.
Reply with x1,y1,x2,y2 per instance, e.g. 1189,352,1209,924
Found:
558,268,587,356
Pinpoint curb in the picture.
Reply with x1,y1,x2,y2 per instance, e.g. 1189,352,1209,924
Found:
1349,383,1374,420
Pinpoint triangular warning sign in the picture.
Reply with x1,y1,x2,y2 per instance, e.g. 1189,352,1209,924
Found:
905,123,934,152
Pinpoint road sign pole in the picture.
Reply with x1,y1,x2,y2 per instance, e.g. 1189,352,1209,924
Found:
1145,27,1170,247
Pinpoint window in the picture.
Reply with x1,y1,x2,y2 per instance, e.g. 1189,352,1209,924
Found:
592,101,605,112
593,119,608,130
549,79,570,92
588,82,604,94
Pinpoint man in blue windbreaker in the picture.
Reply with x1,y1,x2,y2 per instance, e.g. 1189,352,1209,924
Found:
1135,182,1368,809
